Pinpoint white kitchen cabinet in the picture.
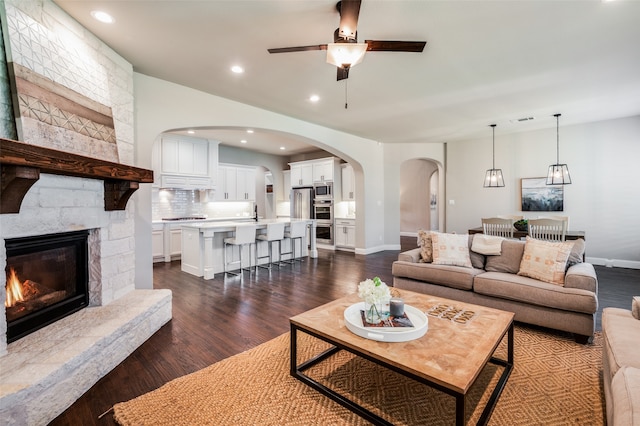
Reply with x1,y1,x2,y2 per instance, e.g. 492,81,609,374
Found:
335,219,355,249
290,163,313,187
157,135,218,189
341,164,355,200
168,227,182,260
236,166,256,200
312,159,334,182
152,225,164,261
282,170,291,201
216,164,256,201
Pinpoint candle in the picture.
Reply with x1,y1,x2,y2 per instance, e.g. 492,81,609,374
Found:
390,298,404,317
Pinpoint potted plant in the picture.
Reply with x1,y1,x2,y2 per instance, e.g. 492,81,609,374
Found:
514,219,528,231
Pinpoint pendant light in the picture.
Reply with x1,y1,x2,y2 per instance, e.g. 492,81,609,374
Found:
484,124,505,187
546,113,572,185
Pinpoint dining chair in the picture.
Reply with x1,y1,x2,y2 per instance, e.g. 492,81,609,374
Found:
481,217,514,238
528,218,567,241
497,215,524,222
539,215,570,231
223,223,257,276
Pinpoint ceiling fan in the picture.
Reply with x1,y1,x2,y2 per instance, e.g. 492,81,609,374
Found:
267,0,427,81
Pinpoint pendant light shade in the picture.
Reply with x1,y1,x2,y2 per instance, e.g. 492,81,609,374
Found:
484,124,505,188
546,113,572,185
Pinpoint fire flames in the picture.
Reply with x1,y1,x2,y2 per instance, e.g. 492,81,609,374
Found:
5,267,25,308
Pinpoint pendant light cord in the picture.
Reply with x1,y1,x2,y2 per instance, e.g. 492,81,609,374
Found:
491,124,497,169
556,114,560,164
345,79,348,109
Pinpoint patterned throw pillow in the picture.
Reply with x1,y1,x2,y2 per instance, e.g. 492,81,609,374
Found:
417,230,433,263
432,232,473,268
518,237,574,286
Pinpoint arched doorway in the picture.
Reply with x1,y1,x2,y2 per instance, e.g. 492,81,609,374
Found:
399,158,440,237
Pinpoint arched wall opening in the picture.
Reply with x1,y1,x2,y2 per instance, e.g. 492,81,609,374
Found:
399,158,441,237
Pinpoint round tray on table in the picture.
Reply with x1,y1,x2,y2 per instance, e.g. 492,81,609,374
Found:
343,302,428,342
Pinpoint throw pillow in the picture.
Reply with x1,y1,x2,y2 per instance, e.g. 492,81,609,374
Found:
432,232,473,268
417,230,433,263
471,234,504,255
633,296,640,320
468,235,486,269
485,240,526,274
566,238,586,268
518,237,574,286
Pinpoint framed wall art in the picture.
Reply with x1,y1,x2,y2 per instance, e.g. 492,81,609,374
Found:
521,177,564,211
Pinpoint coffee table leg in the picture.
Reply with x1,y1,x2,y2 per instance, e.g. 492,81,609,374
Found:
456,394,465,426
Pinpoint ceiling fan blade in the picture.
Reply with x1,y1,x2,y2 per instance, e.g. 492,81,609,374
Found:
337,0,361,41
337,67,349,81
267,44,327,54
365,40,427,52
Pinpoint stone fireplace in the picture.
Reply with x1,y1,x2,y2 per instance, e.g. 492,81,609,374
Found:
0,1,172,423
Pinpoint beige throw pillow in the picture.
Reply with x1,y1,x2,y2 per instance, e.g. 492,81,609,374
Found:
432,232,473,268
417,230,433,263
518,237,574,286
485,240,526,274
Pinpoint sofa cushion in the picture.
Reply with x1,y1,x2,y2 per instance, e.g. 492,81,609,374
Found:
391,261,483,291
518,237,574,286
603,308,640,382
432,233,473,268
417,230,434,262
474,271,598,314
485,239,525,274
611,366,640,426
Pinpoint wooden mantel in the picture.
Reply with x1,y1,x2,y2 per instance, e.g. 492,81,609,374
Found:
0,138,154,214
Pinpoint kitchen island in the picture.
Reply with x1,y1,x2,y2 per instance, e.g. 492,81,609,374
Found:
180,218,317,279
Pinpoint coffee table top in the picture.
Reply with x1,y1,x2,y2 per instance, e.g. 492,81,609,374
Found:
290,289,514,394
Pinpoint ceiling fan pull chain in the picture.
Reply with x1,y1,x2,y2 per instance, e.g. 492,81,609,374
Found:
345,79,348,109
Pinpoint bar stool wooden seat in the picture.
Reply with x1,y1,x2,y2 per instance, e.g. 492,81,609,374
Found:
280,220,307,265
223,224,257,276
256,222,286,271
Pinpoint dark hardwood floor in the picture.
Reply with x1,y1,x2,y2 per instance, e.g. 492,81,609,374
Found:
50,238,639,425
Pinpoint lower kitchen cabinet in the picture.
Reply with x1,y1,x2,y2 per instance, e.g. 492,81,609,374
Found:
153,224,183,262
335,219,355,250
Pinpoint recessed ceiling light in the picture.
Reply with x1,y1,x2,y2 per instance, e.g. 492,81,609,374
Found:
280,146,286,150
187,130,195,134
231,65,244,74
90,10,114,24
240,139,247,144
246,129,254,133
309,94,320,102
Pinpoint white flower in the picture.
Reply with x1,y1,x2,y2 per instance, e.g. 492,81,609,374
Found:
357,277,390,305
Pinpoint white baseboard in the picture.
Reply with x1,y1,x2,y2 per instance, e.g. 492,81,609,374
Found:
586,257,640,270
355,244,401,255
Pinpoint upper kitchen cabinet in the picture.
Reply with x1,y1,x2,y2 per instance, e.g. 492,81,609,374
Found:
312,159,334,183
290,163,313,187
341,164,355,200
289,158,340,187
155,135,219,189
216,163,256,201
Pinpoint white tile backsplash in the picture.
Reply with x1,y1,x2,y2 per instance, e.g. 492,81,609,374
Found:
152,188,254,220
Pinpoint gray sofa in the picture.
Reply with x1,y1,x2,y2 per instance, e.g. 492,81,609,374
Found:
602,298,640,425
392,237,598,342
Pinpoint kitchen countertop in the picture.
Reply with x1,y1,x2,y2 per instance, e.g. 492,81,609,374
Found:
181,218,314,231
152,216,257,225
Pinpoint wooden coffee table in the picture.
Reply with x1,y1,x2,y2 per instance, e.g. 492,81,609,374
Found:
290,290,514,425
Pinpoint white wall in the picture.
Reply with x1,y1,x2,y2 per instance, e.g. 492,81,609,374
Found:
133,74,388,286
446,115,640,267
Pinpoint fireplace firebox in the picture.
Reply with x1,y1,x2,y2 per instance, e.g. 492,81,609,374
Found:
4,230,89,343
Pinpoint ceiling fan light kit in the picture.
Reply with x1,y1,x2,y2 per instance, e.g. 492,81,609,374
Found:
484,124,505,188
546,113,572,185
326,43,368,69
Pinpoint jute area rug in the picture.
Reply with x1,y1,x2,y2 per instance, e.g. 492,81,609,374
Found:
113,325,605,425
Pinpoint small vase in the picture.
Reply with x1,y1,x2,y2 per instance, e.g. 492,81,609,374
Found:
364,301,383,324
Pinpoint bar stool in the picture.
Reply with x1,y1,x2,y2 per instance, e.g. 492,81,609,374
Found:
280,220,307,265
255,222,285,271
223,224,257,276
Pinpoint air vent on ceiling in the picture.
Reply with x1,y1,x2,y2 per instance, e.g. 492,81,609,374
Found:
510,116,535,123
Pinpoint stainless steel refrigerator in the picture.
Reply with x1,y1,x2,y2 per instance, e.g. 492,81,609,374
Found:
291,187,314,219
